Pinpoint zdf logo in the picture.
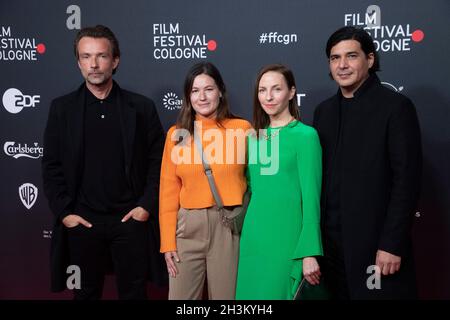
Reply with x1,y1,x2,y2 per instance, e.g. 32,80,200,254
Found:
2,88,40,114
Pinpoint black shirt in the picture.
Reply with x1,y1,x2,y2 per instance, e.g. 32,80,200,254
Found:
324,96,355,239
76,83,135,217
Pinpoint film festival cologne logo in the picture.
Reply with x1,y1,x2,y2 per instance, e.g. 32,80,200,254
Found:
344,5,424,53
152,23,217,60
0,26,46,61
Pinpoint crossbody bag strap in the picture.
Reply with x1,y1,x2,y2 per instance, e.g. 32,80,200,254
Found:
193,128,224,209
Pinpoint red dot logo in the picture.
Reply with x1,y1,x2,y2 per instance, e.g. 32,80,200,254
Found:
207,40,217,51
36,43,46,54
411,30,424,42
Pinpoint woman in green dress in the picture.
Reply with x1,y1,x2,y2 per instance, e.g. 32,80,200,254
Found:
236,64,323,299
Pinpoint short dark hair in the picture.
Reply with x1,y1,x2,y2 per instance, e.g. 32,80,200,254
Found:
74,25,120,73
253,64,300,135
326,26,380,74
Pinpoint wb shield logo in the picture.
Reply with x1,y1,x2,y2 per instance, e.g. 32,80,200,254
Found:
19,183,38,210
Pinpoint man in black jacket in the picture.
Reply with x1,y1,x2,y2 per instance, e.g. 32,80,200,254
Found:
42,25,166,299
313,26,422,299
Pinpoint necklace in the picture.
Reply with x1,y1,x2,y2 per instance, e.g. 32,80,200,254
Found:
262,117,295,140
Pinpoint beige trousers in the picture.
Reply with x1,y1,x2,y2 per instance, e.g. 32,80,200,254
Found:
169,206,240,300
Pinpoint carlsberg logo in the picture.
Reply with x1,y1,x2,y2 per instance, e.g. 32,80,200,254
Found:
4,141,43,159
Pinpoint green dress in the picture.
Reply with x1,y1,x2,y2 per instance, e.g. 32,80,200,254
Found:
236,120,323,300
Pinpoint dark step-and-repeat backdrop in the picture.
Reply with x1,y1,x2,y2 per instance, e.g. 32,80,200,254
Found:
1,0,449,299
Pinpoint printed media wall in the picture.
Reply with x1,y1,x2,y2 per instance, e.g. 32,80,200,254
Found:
1,0,449,299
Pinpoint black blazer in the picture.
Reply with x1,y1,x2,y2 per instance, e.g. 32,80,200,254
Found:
313,74,422,299
42,82,167,292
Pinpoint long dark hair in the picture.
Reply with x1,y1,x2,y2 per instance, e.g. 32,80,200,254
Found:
253,64,300,136
176,62,239,137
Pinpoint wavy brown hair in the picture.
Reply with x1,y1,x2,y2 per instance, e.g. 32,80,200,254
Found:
253,64,300,137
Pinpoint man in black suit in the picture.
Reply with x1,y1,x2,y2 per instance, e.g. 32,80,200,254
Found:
313,26,422,299
42,25,166,299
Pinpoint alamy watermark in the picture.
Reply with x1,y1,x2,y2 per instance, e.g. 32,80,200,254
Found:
66,265,81,290
170,122,280,175
366,265,381,290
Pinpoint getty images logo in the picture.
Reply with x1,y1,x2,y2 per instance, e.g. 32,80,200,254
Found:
2,88,40,114
4,141,43,159
19,183,38,210
163,92,182,110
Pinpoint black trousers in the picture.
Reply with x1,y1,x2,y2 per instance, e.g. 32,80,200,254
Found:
320,228,350,300
67,217,149,300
